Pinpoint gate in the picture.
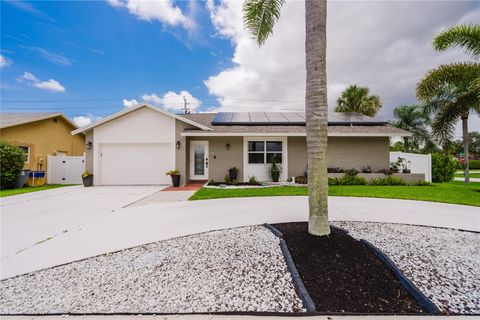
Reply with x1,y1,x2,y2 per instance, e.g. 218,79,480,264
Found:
47,155,85,184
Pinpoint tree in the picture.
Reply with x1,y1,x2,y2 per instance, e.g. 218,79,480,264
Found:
335,85,382,117
243,0,330,236
390,141,405,152
417,23,480,183
392,105,431,153
0,141,25,189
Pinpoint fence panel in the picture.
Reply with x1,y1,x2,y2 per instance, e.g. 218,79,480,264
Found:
47,155,85,184
390,152,431,182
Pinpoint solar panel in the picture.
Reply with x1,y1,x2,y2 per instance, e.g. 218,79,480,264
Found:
211,112,386,125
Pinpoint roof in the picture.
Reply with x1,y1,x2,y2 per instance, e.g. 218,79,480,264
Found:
181,113,411,137
212,112,388,126
0,112,78,129
71,103,212,135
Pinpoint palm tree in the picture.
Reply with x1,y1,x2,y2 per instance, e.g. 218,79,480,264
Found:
243,0,330,236
393,105,431,153
416,62,480,183
335,85,382,117
418,24,480,183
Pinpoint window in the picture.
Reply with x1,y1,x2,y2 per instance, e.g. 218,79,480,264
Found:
18,146,30,163
247,141,282,164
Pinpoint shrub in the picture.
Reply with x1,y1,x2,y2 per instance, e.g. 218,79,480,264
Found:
343,168,359,176
362,165,372,173
248,176,259,185
369,176,406,186
294,176,308,184
0,141,26,189
469,160,480,170
376,168,393,175
431,153,457,183
269,159,281,182
413,180,432,186
329,175,367,185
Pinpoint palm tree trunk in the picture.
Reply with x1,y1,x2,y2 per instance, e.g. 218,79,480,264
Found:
462,115,469,183
305,0,330,236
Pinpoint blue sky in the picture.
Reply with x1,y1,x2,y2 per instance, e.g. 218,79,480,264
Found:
1,0,479,136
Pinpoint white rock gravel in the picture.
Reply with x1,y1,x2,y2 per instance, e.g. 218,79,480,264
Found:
0,226,303,314
334,221,480,315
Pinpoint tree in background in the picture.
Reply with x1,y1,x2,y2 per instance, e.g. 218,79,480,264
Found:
417,23,480,183
335,85,382,117
390,141,405,152
451,131,480,159
393,105,431,153
243,0,330,236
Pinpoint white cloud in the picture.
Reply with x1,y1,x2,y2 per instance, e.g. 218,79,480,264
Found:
204,1,480,134
142,90,201,112
73,116,93,127
18,71,65,93
123,99,139,108
106,0,193,29
21,46,72,66
0,54,11,68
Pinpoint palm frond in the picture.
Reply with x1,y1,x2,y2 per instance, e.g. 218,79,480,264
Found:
433,24,480,58
431,102,462,146
243,0,285,46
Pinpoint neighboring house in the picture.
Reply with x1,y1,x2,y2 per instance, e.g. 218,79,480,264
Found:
72,103,411,186
0,113,85,173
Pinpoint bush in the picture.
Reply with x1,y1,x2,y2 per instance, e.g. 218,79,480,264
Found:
431,153,457,183
343,168,359,176
0,141,26,189
469,160,480,170
329,175,367,185
369,176,406,186
294,176,308,184
248,176,259,185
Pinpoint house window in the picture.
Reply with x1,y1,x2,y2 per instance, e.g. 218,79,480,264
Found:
248,141,282,164
18,146,30,163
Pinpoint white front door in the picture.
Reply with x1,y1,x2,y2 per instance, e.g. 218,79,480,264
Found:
190,141,209,180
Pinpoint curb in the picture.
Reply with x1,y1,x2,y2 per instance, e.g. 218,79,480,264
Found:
361,239,441,315
263,223,316,312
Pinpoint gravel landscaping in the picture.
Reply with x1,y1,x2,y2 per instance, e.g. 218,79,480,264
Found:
272,222,425,314
0,226,303,314
334,221,480,315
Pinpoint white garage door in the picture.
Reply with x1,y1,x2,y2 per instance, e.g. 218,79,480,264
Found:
100,143,173,185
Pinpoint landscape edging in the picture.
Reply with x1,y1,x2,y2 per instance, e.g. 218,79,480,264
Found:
360,239,441,315
263,223,316,312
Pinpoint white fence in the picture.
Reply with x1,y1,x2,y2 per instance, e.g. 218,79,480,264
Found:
390,152,432,182
47,155,85,184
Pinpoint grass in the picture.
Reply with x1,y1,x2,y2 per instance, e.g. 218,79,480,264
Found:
454,172,480,178
189,181,480,207
0,185,75,197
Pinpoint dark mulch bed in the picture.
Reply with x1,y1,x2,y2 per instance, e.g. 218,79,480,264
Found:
272,222,425,314
207,182,261,186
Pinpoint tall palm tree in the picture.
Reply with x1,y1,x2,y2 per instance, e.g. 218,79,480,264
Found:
393,105,431,153
419,24,480,183
335,85,382,117
416,62,480,183
243,0,330,236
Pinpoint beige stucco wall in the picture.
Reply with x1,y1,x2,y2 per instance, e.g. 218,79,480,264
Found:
175,120,194,186
189,136,244,183
0,117,85,172
288,136,390,177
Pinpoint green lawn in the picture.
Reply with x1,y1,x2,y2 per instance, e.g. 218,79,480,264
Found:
454,172,480,178
0,185,75,197
189,181,480,207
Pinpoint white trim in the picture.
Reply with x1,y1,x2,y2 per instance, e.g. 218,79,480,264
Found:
1,113,78,129
72,103,212,135
182,132,411,137
18,146,30,164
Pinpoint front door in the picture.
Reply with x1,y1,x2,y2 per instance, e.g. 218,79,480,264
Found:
189,141,209,180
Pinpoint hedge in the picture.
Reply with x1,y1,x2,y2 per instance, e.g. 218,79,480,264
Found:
0,141,26,189
431,153,457,183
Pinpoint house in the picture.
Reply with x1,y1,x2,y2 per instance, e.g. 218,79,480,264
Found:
0,113,85,173
72,103,411,186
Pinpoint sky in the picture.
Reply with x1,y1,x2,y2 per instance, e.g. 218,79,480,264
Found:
1,0,479,139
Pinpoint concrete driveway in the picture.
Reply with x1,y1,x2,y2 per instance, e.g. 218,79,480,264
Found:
1,191,478,280
0,186,161,261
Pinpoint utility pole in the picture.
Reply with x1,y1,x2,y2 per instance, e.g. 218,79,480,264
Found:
183,96,190,114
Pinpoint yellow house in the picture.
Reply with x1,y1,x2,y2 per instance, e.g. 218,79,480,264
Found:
0,113,85,173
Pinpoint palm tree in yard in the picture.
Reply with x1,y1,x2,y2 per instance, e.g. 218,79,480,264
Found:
393,105,431,153
335,85,382,117
417,24,480,183
243,0,330,235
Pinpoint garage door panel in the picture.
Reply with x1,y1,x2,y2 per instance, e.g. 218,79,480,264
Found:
100,143,173,185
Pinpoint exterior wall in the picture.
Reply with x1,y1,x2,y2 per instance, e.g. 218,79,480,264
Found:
0,117,85,173
243,136,288,182
175,120,195,186
288,136,390,176
84,130,94,172
188,136,244,183
92,107,175,185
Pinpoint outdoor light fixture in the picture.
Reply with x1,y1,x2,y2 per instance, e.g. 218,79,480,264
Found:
176,141,181,149
86,141,92,150
226,143,230,150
